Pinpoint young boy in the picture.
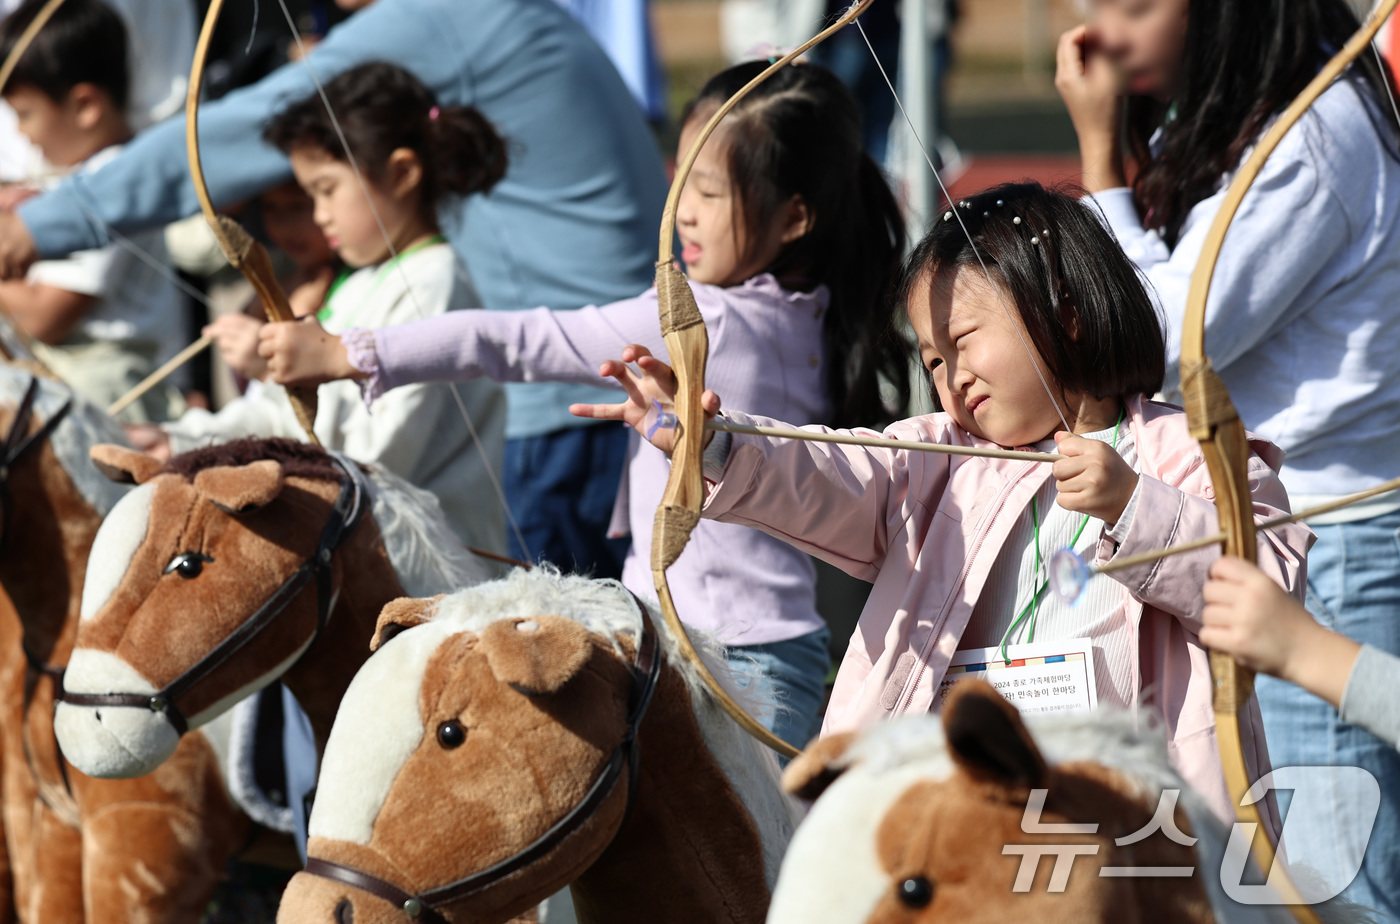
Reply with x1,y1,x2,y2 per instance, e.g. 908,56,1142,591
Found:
0,0,185,420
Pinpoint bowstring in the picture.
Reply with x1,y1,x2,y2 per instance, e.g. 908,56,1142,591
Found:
1372,41,1400,134
852,10,1074,436
271,0,532,561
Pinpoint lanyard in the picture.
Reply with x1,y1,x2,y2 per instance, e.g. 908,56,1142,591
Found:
998,407,1124,662
316,235,446,329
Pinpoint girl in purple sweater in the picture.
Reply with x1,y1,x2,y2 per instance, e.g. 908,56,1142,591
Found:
256,61,911,749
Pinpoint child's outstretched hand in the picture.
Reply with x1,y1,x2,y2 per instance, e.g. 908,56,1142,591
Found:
258,316,362,388
1201,555,1360,708
205,314,269,381
569,344,721,456
1052,431,1138,526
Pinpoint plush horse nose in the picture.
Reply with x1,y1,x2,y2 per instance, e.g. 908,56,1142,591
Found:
52,648,181,778
54,699,181,779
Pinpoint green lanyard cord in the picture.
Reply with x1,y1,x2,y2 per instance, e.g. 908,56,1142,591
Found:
997,407,1124,663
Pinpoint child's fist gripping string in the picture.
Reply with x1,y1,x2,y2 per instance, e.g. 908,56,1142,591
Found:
1052,430,1139,526
1201,555,1360,709
569,344,722,457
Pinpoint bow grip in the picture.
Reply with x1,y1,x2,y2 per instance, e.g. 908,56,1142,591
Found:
652,261,708,570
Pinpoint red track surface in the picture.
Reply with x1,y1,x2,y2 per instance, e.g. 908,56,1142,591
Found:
941,154,1083,202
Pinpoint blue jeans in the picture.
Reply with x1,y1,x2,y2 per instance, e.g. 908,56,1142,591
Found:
504,424,630,578
729,627,832,754
1257,509,1400,920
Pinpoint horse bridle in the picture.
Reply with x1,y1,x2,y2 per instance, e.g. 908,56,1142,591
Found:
0,376,71,552
302,604,663,924
59,451,369,735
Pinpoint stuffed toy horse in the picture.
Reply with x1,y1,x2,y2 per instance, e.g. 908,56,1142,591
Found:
0,368,253,923
53,437,494,781
276,568,800,924
768,681,1369,924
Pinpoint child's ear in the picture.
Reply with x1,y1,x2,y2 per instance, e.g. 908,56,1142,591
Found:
67,83,106,131
779,194,814,245
387,147,424,201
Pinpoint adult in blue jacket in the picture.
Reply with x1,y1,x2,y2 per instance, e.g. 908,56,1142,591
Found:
0,0,668,575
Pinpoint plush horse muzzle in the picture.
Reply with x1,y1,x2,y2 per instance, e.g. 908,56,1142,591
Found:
53,648,181,778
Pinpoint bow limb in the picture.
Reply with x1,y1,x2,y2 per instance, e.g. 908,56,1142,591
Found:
652,0,876,760
1180,0,1398,911
186,0,320,444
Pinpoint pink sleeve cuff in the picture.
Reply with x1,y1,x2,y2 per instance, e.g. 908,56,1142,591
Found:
341,328,385,407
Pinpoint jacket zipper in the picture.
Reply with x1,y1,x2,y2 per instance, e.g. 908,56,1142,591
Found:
893,473,1023,716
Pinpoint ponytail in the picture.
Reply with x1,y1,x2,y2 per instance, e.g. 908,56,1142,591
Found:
264,61,509,210
424,105,508,198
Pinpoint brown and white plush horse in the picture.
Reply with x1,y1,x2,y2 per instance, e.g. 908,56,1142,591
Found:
0,368,252,923
53,437,494,781
769,681,1367,924
276,568,799,924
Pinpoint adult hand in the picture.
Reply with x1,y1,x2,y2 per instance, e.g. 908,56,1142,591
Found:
569,344,720,456
0,184,39,212
288,266,334,318
0,211,39,280
1055,24,1127,192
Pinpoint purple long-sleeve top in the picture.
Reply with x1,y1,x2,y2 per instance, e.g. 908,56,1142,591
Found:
354,273,831,645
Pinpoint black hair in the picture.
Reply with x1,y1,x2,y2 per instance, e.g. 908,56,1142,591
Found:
0,0,129,108
685,61,909,428
263,61,507,209
1129,0,1400,248
897,182,1166,406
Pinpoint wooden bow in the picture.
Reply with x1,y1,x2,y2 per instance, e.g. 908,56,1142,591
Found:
185,0,320,444
1179,1,1398,913
651,0,876,761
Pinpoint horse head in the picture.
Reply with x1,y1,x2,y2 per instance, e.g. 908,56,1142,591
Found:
54,437,380,778
280,568,792,924
769,681,1215,924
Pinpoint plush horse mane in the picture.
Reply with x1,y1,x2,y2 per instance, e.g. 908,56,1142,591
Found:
0,365,128,516
429,568,800,888
160,437,492,597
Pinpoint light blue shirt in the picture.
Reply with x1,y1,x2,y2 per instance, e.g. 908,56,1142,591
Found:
1092,76,1400,499
18,0,668,439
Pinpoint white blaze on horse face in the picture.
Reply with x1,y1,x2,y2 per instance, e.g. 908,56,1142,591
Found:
53,648,180,779
767,763,935,924
309,618,470,845
81,482,155,622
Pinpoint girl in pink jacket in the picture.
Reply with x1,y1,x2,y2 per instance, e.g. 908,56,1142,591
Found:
574,181,1312,829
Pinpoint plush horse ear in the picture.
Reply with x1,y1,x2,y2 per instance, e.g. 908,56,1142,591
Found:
90,444,164,485
942,680,1047,790
782,731,858,801
370,596,445,651
192,460,285,514
479,614,594,697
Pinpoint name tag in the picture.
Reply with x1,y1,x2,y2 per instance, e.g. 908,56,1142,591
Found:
936,637,1097,715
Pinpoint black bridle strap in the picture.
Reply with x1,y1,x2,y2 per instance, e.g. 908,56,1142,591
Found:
0,376,72,550
60,455,368,736
303,609,663,922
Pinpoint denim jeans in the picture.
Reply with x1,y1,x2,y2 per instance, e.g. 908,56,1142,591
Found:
728,627,832,754
1257,509,1400,920
504,423,630,578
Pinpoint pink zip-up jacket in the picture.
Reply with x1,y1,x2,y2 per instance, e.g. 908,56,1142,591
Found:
704,394,1312,831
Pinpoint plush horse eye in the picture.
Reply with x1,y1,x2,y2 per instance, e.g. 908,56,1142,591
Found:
163,552,213,579
437,720,466,749
896,876,934,908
